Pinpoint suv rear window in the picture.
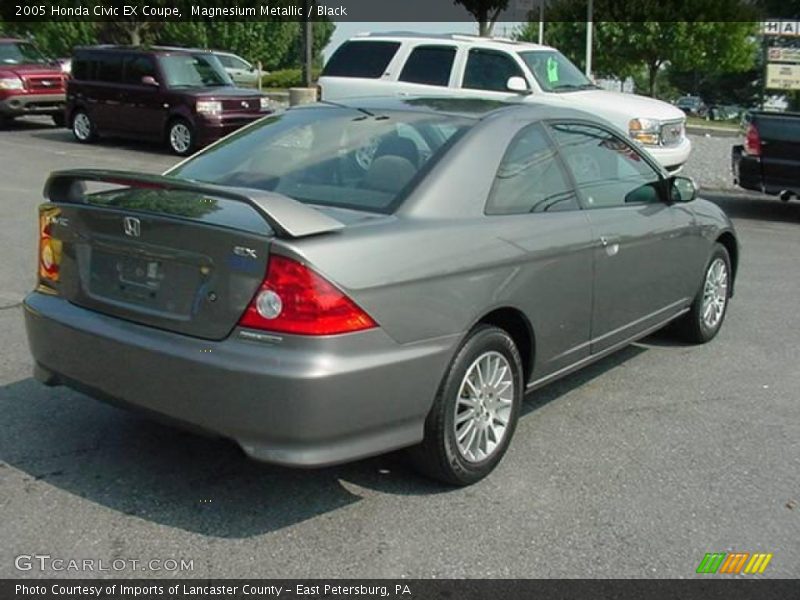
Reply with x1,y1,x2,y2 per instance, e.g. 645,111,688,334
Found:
322,41,400,79
399,45,456,87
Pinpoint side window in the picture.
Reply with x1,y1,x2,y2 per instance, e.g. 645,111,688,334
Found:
123,55,156,85
399,45,456,87
321,41,400,79
95,54,123,83
231,57,251,70
215,55,234,68
463,49,524,92
71,56,92,80
549,123,662,208
486,123,579,215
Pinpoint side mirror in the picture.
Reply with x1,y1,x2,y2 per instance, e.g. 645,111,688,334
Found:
506,76,530,94
670,175,697,203
141,75,159,87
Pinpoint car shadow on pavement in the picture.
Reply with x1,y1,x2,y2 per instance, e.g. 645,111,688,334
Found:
0,344,647,538
703,190,800,224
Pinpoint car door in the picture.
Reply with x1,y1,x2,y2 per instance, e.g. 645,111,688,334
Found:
485,122,594,380
118,54,165,139
547,121,691,353
456,48,531,101
90,52,125,131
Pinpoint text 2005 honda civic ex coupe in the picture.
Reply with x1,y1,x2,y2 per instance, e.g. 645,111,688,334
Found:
24,98,738,485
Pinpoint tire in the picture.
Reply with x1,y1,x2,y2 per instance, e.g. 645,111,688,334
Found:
409,325,523,486
52,112,66,128
675,243,732,343
71,109,96,143
167,119,195,156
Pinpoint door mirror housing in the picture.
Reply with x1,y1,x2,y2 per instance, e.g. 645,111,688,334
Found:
506,76,530,94
141,75,159,87
669,175,698,203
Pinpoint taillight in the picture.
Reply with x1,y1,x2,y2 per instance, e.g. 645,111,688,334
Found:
38,206,62,284
238,255,376,335
744,123,761,156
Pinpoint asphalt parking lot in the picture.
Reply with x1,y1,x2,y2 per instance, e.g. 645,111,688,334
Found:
1,119,798,578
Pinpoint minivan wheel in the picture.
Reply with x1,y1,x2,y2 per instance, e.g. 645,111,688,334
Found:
167,119,195,156
676,243,731,343
409,325,523,486
71,110,96,142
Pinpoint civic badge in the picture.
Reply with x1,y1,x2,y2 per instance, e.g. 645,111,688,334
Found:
123,216,141,237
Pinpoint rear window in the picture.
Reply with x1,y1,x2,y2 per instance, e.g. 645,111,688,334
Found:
168,106,471,213
321,41,400,79
399,45,456,87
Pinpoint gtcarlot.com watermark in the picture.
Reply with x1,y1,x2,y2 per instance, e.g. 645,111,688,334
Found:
15,554,194,573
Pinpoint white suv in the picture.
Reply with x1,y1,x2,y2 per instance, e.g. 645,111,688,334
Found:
319,33,691,172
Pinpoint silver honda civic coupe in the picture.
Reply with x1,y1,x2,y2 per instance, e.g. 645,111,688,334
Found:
24,98,738,485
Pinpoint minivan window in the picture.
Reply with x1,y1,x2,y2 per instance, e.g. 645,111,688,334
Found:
518,50,596,93
399,45,456,87
322,41,401,79
95,54,123,83
169,107,471,213
463,49,525,92
159,54,230,87
123,55,157,85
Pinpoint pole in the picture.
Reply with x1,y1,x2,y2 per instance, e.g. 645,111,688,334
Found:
585,0,593,78
302,1,313,88
538,4,544,45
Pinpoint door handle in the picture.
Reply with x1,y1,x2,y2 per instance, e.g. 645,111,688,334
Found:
599,235,620,256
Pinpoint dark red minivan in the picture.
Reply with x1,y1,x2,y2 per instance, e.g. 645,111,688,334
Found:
66,46,272,155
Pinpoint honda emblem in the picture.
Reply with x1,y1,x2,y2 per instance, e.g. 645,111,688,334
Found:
123,216,141,237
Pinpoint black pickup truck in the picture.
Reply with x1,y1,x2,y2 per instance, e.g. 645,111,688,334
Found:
733,111,800,201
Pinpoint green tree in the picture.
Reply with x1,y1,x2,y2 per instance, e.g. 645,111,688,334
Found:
454,0,510,36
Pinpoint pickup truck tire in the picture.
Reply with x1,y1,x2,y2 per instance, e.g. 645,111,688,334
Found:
677,243,731,344
71,110,96,143
408,325,523,486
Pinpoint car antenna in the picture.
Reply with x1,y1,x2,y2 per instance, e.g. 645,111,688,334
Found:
321,100,376,118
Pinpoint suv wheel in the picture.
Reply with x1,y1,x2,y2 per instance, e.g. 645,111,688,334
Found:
167,119,195,156
409,325,523,486
71,110,96,143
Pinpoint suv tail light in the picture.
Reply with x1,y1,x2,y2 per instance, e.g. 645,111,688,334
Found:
238,255,376,335
38,206,62,284
744,123,761,156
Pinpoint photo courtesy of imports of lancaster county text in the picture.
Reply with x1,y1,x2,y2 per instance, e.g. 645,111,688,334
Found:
1,0,800,595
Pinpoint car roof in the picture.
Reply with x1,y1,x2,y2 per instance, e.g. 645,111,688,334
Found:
73,45,210,56
313,95,603,124
349,32,555,53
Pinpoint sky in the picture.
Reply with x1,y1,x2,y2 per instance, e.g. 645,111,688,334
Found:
324,21,526,59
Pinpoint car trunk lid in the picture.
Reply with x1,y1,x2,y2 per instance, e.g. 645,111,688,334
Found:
42,170,344,340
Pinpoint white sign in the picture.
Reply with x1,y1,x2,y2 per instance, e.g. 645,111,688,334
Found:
768,47,800,63
766,63,800,90
762,21,800,37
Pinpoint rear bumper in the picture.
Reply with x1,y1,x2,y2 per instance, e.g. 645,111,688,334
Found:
195,112,267,146
0,92,65,116
24,292,457,466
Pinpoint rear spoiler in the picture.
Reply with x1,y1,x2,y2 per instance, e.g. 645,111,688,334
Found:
43,169,345,239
